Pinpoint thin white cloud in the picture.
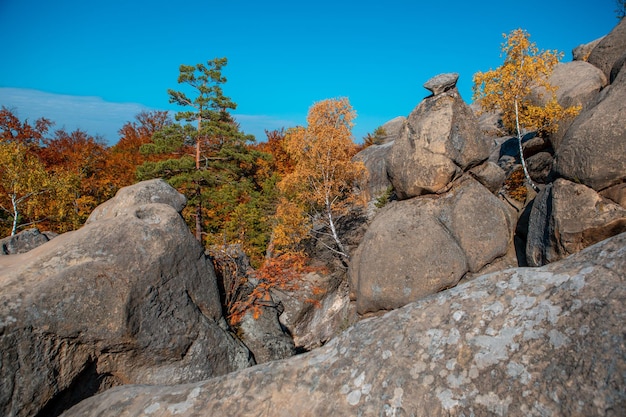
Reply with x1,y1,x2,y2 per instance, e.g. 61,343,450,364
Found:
0,88,149,144
0,88,303,144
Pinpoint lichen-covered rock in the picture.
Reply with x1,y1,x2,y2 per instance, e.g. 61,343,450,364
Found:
61,232,626,417
386,88,490,199
350,176,513,314
526,178,626,266
0,180,251,417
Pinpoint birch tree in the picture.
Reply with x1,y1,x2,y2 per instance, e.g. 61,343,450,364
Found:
473,29,580,191
276,98,366,260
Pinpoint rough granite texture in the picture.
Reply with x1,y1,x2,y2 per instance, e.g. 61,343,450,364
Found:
61,232,626,417
0,179,251,417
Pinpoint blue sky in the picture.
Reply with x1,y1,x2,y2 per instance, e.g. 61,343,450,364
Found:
0,0,619,145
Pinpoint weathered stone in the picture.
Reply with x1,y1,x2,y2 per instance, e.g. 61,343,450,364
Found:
423,72,459,95
351,176,513,314
601,182,626,208
0,228,57,255
554,60,626,191
386,90,490,199
86,178,187,223
352,141,394,202
274,273,355,351
378,116,406,144
526,178,626,266
525,151,554,184
572,36,604,61
587,18,626,82
528,61,607,150
209,244,295,364
469,161,505,194
0,180,251,417
238,307,296,364
61,232,626,417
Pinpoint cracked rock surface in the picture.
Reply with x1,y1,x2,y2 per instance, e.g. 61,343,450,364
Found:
62,232,626,417
0,179,251,417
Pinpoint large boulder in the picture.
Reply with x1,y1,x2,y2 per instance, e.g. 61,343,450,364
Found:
554,60,626,191
386,77,490,199
350,176,514,315
529,60,607,150
587,18,626,82
0,179,251,417
547,61,607,110
526,178,626,266
61,232,626,417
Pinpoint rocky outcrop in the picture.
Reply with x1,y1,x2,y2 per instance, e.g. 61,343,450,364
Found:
526,178,626,266
0,179,252,417
274,272,355,351
208,244,295,364
0,228,57,255
352,141,394,203
547,61,607,110
423,72,459,96
572,36,604,61
378,116,405,144
386,74,490,199
350,176,514,315
554,60,626,191
587,17,626,82
61,232,626,417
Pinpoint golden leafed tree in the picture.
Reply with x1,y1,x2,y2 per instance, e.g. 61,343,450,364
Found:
0,141,59,236
275,98,366,259
473,29,580,191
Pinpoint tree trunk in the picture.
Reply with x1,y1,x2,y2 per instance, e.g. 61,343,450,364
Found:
11,194,18,236
326,201,348,260
515,100,539,192
195,184,202,242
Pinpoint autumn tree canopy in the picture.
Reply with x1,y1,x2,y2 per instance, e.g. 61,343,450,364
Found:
275,98,366,260
473,29,580,191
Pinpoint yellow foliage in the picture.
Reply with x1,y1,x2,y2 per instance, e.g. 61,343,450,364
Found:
274,98,367,256
272,197,310,250
473,29,581,137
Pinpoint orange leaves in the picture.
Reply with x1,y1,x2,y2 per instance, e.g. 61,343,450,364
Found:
273,98,367,257
227,251,319,326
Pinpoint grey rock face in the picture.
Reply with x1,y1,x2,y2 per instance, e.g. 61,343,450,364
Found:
386,89,490,199
0,180,251,417
572,36,604,61
423,72,459,95
379,116,406,143
61,232,626,417
554,61,626,191
587,18,626,82
86,178,187,223
526,178,626,266
0,228,57,255
350,176,513,314
548,61,608,110
353,141,394,202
